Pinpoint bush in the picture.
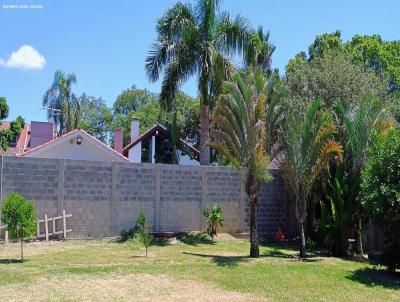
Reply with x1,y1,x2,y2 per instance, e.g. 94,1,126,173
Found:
360,129,400,272
202,203,224,239
1,192,36,261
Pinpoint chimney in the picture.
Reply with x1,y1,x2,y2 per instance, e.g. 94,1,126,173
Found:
29,121,55,148
131,118,140,142
114,128,123,154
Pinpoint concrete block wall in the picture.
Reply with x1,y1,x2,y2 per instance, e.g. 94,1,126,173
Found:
0,156,289,238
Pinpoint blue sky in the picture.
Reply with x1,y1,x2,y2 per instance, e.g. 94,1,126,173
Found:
1,0,399,122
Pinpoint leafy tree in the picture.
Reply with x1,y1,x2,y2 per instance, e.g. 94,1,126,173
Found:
208,68,272,257
42,70,78,134
202,203,224,238
0,97,25,151
1,193,36,261
360,128,400,272
146,0,253,165
113,85,156,116
131,212,153,258
281,100,343,258
113,90,200,147
79,94,113,143
286,51,387,111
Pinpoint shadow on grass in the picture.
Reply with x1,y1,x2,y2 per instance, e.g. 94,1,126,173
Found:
0,259,24,264
178,232,215,246
183,251,248,267
346,268,400,290
263,248,322,262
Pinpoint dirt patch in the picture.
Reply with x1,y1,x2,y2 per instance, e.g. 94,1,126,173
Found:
0,273,263,302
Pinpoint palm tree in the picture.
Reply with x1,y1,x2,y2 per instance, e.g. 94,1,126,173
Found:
43,70,77,135
145,0,253,165
245,26,275,73
282,100,343,258
337,96,387,256
208,68,272,257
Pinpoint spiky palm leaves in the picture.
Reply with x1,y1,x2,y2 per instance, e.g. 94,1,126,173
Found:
245,26,275,72
208,68,271,257
146,0,253,165
282,100,343,258
336,96,388,256
43,70,79,135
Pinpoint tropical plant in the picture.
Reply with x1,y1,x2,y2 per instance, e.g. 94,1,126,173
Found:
132,212,153,258
360,128,400,272
208,68,272,257
245,26,275,72
281,99,343,258
1,193,36,261
43,70,78,135
202,203,224,238
146,0,254,165
336,96,387,256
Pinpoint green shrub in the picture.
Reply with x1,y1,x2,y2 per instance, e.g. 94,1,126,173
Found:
360,129,400,272
202,203,224,239
1,192,36,261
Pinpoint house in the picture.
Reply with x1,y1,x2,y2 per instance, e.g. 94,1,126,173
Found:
3,117,198,165
19,128,130,163
121,119,199,165
0,121,53,156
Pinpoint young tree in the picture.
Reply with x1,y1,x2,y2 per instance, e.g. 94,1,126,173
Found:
360,128,400,272
282,100,343,258
208,68,272,257
146,0,253,165
1,193,36,261
133,212,153,258
202,203,224,238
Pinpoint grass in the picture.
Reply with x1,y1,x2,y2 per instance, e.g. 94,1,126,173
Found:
0,234,399,301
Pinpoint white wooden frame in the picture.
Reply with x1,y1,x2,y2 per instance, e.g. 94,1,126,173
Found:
0,210,72,244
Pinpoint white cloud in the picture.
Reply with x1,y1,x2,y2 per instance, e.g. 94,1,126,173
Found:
0,45,46,70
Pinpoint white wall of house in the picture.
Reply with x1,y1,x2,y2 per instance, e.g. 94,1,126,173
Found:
179,154,200,166
24,136,128,162
128,142,142,163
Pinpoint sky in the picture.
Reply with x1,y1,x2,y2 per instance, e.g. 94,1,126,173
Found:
1,0,399,122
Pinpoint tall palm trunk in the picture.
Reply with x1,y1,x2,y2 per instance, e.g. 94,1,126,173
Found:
200,103,210,165
250,195,260,258
355,216,364,256
299,219,307,258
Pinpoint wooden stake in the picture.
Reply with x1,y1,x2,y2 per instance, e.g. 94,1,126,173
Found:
45,214,49,241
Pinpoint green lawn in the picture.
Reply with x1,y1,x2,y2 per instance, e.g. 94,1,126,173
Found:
0,234,398,301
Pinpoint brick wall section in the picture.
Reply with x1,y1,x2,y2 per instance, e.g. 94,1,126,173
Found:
0,156,289,238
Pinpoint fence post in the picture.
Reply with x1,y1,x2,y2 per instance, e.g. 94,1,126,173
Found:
201,167,208,231
44,214,49,241
110,162,117,236
57,159,65,216
37,220,40,237
154,164,161,232
5,230,8,245
63,210,67,238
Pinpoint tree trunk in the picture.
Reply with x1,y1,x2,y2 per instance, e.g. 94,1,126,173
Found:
199,103,210,166
20,238,24,261
250,196,260,258
299,221,307,258
355,216,364,256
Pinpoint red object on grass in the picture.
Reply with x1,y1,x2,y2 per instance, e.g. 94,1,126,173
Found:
275,227,285,241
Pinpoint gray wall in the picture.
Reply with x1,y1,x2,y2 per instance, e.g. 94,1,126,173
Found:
0,156,289,238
